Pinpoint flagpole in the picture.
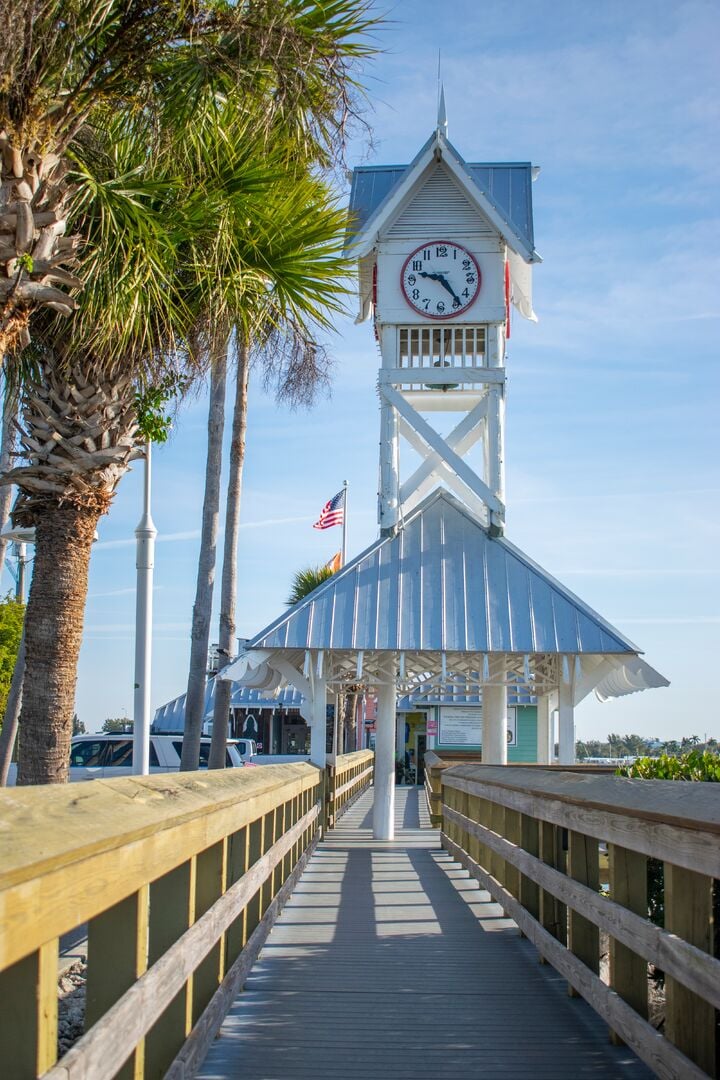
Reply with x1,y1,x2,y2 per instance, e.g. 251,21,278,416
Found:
341,479,348,567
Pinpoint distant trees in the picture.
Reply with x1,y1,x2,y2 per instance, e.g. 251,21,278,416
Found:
0,594,23,724
101,717,131,733
576,733,718,759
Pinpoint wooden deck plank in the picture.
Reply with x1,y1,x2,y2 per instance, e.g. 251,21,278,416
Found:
197,788,651,1079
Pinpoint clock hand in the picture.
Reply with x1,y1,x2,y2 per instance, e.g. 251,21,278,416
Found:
419,271,461,305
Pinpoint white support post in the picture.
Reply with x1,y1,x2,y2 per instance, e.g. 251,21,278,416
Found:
557,679,575,765
133,441,157,775
374,676,397,840
309,674,327,769
485,323,506,534
536,693,552,764
482,683,508,765
379,326,400,535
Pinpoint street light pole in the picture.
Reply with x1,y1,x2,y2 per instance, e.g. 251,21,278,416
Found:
133,440,157,775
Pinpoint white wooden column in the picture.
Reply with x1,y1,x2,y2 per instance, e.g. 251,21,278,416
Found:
485,323,506,534
374,677,397,840
309,675,327,768
557,679,575,765
379,326,400,535
536,693,552,764
482,684,508,765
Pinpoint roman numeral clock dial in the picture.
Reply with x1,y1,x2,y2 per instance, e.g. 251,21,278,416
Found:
400,241,481,319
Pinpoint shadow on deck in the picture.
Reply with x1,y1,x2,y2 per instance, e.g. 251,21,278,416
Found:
197,788,651,1079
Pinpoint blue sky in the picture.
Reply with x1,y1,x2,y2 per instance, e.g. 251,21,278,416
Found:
8,0,718,741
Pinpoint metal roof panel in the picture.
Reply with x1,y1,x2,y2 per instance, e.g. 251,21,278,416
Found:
249,490,637,656
348,158,535,253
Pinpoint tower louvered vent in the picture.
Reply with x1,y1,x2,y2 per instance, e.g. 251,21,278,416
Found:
386,166,495,240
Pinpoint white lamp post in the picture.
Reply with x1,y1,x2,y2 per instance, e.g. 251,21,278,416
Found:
133,441,157,774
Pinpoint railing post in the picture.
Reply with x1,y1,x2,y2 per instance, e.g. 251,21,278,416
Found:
567,831,599,995
664,863,717,1076
145,860,195,1079
225,825,249,965
326,763,336,830
608,844,647,1043
0,940,58,1079
520,814,540,921
193,840,228,1023
85,886,149,1079
503,808,521,901
539,822,566,950
244,815,264,943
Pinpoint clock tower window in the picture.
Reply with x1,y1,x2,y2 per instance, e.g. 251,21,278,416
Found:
398,325,487,370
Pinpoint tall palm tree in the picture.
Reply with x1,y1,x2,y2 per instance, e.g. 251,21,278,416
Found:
3,1,379,784
0,0,377,356
284,561,361,754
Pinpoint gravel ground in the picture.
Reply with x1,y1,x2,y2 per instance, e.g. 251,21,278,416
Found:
58,959,86,1057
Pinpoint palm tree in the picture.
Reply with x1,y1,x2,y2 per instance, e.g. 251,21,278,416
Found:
287,565,335,607
0,0,377,356
3,1,379,784
284,561,361,756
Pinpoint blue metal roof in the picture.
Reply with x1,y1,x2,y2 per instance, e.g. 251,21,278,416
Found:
249,490,639,656
348,158,535,252
153,681,303,733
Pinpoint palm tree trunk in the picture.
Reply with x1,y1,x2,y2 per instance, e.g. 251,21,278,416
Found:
0,378,18,580
0,629,25,786
180,350,228,770
209,336,249,769
17,503,98,784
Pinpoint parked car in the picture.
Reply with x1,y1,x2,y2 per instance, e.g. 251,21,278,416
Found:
6,734,247,784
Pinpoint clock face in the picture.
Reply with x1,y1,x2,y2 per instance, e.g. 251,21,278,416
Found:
400,241,481,319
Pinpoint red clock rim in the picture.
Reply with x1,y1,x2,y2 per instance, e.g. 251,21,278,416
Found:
399,241,481,321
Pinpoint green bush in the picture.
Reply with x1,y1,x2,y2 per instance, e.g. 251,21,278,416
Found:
616,750,720,971
617,750,720,782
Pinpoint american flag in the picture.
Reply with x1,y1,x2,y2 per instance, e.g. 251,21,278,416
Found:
313,489,345,530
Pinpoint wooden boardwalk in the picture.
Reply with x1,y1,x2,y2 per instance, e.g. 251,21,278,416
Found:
197,788,652,1079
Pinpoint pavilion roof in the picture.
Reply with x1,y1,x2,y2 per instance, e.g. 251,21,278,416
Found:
248,490,639,657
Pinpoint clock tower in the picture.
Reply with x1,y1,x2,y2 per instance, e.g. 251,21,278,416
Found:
347,105,540,536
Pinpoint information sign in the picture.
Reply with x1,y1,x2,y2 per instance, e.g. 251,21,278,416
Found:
437,706,517,747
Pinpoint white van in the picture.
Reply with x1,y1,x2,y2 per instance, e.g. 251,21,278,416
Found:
7,734,248,784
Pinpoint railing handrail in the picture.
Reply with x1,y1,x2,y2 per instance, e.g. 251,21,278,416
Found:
443,764,720,875
0,763,320,971
332,749,374,776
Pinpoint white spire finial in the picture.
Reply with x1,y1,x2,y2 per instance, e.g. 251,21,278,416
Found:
437,84,448,137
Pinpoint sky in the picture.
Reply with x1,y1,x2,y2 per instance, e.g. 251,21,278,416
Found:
6,0,718,741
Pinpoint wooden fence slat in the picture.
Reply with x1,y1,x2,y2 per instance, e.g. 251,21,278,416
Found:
0,939,58,1079
567,831,600,994
192,840,227,1025
85,887,149,1080
609,844,648,1040
144,860,195,1080
664,863,717,1077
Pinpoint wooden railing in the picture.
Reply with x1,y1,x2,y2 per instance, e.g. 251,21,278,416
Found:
424,753,617,828
441,764,720,1079
326,749,374,829
0,763,322,1080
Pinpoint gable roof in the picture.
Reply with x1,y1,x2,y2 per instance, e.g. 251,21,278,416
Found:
346,131,538,261
153,681,303,733
248,490,639,656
